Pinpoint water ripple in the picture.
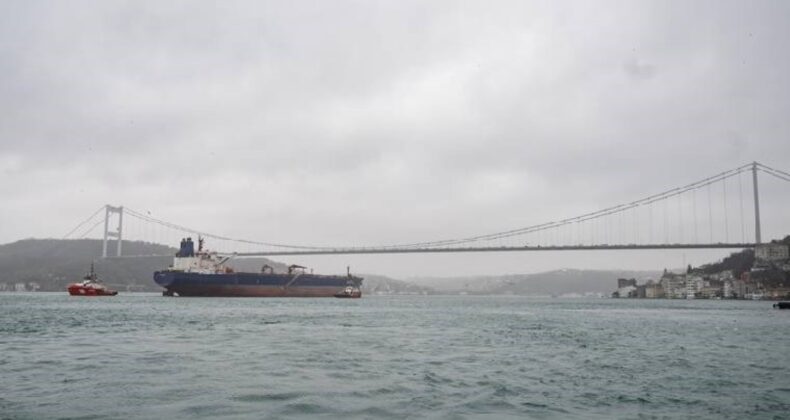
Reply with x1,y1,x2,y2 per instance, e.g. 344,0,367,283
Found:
1,294,788,419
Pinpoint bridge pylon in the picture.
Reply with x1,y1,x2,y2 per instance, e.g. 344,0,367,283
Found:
102,205,124,258
752,162,762,245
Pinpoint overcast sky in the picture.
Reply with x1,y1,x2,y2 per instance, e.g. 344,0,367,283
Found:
1,1,789,278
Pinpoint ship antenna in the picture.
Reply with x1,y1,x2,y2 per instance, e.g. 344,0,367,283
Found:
85,261,97,281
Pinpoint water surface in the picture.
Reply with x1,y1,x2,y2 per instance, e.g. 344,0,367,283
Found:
1,294,788,419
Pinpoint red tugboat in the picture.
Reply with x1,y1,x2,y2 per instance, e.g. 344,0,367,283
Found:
67,263,118,296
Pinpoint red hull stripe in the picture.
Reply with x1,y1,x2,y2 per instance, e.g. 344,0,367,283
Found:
165,285,352,297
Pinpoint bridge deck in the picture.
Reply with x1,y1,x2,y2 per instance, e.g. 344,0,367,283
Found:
234,243,755,256
104,243,755,258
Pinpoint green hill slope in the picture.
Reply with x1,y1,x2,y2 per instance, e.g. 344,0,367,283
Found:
0,239,175,291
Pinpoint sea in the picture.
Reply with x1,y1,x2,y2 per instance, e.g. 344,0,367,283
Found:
1,293,788,419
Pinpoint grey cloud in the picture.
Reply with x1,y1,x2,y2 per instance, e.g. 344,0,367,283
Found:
1,0,789,276
623,58,656,80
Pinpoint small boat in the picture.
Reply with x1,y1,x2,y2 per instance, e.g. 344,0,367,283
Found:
334,285,361,299
67,263,118,296
773,302,790,309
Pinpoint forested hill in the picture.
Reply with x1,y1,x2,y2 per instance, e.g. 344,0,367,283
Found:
0,239,176,291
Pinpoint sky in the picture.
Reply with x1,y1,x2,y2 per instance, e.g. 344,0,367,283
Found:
1,0,789,278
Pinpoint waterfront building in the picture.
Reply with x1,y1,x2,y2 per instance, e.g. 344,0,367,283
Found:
723,281,733,298
661,271,686,299
645,280,664,298
755,244,789,263
699,286,721,299
697,279,723,299
731,279,747,299
685,276,703,299
614,285,637,298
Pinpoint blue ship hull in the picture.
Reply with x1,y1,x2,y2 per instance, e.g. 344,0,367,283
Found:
153,271,362,297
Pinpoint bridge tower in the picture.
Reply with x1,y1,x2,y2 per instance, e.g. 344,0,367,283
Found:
752,162,762,244
102,205,124,258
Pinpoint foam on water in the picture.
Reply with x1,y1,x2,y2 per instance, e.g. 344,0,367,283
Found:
1,294,789,419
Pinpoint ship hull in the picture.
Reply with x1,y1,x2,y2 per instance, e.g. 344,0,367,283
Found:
153,271,362,298
67,285,118,296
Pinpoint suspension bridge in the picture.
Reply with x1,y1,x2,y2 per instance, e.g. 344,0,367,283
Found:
62,162,790,258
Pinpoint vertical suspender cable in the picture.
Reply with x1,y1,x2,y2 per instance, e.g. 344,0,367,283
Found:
648,201,653,243
573,221,577,245
664,198,669,244
677,193,683,243
692,188,698,243
723,177,729,242
568,222,576,245
620,209,625,245
738,169,745,242
707,183,713,243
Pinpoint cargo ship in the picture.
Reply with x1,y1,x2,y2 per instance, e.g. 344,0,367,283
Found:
153,237,362,297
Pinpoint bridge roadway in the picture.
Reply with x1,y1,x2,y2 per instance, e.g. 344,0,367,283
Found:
229,243,756,257
104,243,756,258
